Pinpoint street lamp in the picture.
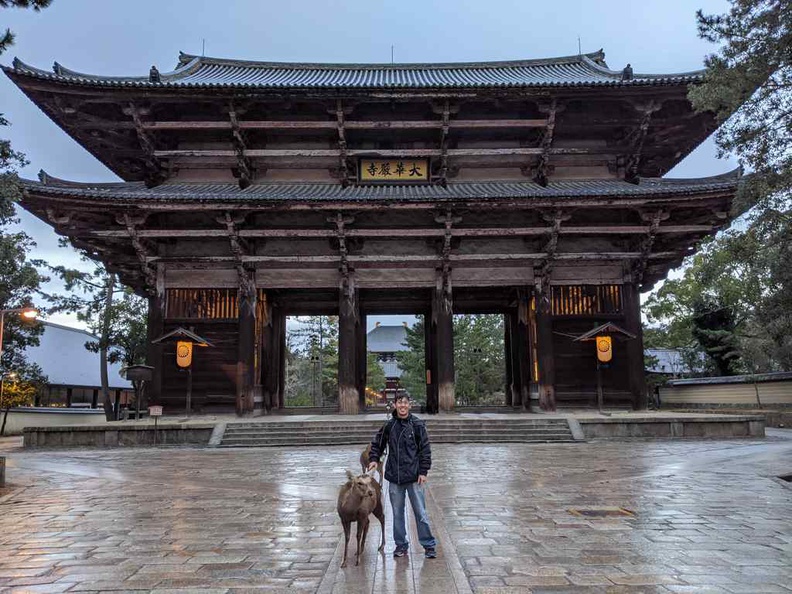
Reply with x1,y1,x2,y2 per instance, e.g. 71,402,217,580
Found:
0,307,39,363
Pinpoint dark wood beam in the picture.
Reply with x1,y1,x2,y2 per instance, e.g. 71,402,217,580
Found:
131,118,550,131
152,147,620,159
146,251,680,265
85,223,716,240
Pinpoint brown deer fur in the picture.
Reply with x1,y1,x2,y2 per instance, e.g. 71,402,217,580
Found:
360,444,384,485
337,470,385,567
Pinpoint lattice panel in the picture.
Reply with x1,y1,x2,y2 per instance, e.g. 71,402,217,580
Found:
166,288,239,319
551,285,622,316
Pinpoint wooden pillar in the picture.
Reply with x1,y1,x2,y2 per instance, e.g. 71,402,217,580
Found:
356,309,367,410
338,277,359,414
504,313,514,408
66,387,72,408
432,280,455,412
236,271,256,416
145,273,165,406
424,310,438,414
261,300,276,413
516,291,533,410
91,389,99,409
277,310,286,409
535,284,556,411
624,282,648,410
114,389,121,421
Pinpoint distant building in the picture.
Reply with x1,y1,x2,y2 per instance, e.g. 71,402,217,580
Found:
23,321,133,409
645,348,701,378
367,323,409,401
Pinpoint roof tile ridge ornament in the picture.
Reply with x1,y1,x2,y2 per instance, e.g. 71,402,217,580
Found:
175,50,610,71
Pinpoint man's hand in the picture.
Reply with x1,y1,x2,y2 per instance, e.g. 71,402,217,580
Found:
417,475,427,486
367,461,378,472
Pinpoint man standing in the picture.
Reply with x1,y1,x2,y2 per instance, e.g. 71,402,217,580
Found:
368,394,437,559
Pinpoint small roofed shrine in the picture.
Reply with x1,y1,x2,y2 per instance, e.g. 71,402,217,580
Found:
3,50,738,415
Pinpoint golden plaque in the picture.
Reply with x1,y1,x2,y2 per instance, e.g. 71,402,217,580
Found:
359,158,429,182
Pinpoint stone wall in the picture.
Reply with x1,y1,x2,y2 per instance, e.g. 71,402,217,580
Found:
23,424,215,448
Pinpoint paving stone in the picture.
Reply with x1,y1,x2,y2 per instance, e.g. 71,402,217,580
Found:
1,429,791,593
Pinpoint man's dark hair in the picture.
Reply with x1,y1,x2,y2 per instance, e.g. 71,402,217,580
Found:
394,393,410,402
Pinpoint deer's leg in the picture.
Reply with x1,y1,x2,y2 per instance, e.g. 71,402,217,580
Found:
355,519,367,566
374,503,386,552
340,520,351,568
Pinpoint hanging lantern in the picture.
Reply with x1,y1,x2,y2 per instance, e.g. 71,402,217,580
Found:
176,340,194,368
596,335,612,363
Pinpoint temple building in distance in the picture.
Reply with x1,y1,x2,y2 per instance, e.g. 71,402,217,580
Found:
3,50,738,415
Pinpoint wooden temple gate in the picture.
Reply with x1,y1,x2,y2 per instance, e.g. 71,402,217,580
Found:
4,49,739,415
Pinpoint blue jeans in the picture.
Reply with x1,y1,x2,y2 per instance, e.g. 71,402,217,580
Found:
388,481,437,550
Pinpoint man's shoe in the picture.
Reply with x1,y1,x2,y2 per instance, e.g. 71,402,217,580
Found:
393,546,408,558
424,547,437,559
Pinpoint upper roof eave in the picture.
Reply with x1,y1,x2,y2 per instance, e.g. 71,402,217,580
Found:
18,170,741,204
3,49,704,91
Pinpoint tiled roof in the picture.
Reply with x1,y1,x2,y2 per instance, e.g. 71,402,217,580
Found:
367,325,409,353
5,50,703,89
22,172,739,203
23,322,131,389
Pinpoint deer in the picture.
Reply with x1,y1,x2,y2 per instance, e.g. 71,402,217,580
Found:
360,444,384,485
337,470,385,568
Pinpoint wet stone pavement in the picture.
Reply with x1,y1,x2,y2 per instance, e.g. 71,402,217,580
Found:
0,431,791,594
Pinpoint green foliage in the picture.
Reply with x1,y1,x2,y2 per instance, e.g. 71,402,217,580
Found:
0,372,44,408
286,315,339,406
645,208,792,374
690,0,791,213
366,350,386,392
0,0,51,381
453,314,505,405
395,317,427,401
691,297,742,376
395,314,506,406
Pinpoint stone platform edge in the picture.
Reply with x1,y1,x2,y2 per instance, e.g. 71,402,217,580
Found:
19,413,766,448
22,423,216,448
577,414,765,439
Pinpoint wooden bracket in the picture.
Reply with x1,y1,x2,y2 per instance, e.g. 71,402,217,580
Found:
335,99,350,187
533,98,559,187
624,101,662,184
633,209,670,285
124,102,167,187
229,102,254,189
538,209,571,278
120,212,157,288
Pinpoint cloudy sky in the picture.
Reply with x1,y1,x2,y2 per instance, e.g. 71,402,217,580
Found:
2,0,738,329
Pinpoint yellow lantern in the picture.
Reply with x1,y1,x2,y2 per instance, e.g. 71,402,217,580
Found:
596,335,612,363
176,340,193,368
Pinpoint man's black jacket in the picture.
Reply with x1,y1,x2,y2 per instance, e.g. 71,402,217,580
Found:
368,412,431,485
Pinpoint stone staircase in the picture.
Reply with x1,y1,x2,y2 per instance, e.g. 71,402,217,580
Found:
217,417,578,448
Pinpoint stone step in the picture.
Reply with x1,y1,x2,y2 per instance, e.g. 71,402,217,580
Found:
223,426,569,438
226,420,570,430
219,431,574,447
